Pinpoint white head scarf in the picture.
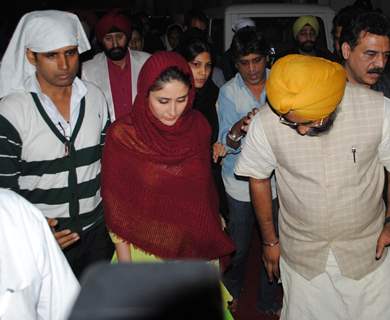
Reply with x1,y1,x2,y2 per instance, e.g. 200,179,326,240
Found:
0,10,91,98
232,18,255,33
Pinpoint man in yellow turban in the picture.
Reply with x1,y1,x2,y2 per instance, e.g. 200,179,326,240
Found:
266,54,345,135
234,54,390,320
275,15,335,61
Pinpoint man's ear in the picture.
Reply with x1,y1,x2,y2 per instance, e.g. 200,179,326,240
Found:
26,49,36,66
341,42,351,60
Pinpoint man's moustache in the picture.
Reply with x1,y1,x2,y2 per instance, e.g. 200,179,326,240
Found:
367,68,384,75
301,41,315,50
110,48,124,54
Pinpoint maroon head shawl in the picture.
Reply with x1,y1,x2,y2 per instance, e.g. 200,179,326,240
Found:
102,51,234,263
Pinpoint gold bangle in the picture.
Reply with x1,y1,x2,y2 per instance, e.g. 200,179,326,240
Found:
262,239,279,247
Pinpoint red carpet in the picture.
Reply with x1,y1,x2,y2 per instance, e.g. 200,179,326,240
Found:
231,227,283,320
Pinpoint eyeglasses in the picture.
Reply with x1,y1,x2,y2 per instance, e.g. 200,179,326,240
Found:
58,122,71,156
279,115,324,129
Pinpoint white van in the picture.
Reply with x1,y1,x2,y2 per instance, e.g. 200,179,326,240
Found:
206,3,335,56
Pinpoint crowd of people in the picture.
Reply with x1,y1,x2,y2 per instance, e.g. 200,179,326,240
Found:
1,2,390,320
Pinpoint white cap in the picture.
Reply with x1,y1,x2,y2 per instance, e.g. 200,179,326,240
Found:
0,10,91,98
232,18,255,32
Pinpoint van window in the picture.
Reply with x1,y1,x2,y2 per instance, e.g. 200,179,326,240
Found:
251,16,328,57
210,15,329,58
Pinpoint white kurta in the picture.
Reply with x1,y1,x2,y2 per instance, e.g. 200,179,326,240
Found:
0,189,79,320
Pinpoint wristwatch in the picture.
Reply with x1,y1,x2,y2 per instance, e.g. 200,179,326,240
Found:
227,130,243,142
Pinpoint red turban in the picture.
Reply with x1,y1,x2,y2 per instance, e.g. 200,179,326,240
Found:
95,11,131,42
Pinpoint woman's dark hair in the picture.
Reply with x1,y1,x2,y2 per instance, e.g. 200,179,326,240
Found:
175,28,213,63
184,9,209,30
166,24,183,36
149,66,192,92
230,26,270,63
131,23,144,37
340,11,390,50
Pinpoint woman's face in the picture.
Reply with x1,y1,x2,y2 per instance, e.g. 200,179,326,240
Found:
148,80,189,126
129,30,143,51
189,51,212,89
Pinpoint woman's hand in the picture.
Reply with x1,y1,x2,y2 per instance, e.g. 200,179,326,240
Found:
115,242,132,262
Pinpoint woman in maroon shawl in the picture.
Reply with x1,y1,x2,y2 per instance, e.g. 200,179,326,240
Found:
102,51,235,319
102,50,234,267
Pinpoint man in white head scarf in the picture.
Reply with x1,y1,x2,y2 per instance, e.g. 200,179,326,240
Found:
0,10,114,279
232,17,256,33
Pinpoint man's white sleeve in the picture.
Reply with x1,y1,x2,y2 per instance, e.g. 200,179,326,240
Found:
38,212,80,320
234,113,277,179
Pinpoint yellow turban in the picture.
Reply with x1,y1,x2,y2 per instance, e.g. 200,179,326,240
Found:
266,54,346,121
292,15,319,38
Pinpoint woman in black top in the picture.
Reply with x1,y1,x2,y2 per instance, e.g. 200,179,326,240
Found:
176,28,229,219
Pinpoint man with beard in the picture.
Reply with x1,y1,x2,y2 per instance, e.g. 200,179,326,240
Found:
0,10,114,278
340,11,390,97
235,54,390,320
82,11,150,121
276,15,335,62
